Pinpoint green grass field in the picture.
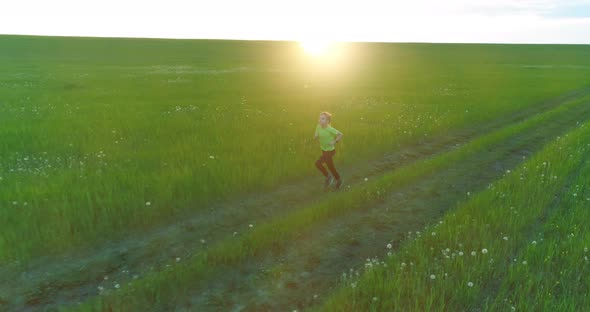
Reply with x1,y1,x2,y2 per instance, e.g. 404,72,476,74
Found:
320,121,590,311
1,35,590,311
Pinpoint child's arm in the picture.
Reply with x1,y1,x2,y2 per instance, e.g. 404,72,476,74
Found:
330,132,343,146
314,127,319,141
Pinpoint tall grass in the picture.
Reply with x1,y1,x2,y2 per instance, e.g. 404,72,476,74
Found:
69,93,590,311
319,121,590,311
1,35,590,264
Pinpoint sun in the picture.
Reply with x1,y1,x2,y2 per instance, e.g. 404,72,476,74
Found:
299,40,333,56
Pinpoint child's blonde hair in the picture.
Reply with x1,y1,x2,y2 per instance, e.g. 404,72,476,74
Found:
320,111,332,123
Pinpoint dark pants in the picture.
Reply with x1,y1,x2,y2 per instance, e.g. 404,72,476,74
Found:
315,149,340,180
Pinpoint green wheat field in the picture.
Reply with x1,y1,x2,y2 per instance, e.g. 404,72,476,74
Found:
1,35,590,311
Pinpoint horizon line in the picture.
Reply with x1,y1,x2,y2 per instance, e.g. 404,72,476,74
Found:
1,33,588,46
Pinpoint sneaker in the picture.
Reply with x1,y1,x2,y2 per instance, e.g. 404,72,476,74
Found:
335,178,343,190
324,175,334,189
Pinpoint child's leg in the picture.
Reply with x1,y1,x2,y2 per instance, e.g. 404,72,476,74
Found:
315,153,329,177
324,150,341,180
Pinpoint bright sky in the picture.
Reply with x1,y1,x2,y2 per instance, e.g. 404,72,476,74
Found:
1,0,590,44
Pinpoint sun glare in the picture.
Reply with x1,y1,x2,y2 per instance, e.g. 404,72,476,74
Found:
299,40,333,56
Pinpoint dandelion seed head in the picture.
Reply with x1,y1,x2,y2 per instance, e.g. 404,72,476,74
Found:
387,243,392,249
114,283,120,289
430,274,436,280
503,236,508,241
145,201,151,206
467,282,474,287
482,248,488,254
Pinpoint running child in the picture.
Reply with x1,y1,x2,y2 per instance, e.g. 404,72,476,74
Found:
314,112,343,190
